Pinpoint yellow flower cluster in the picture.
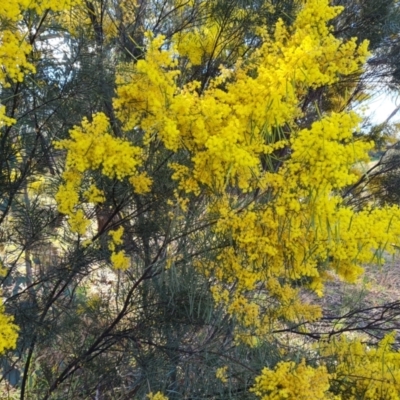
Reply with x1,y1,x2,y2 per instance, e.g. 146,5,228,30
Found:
129,173,153,195
174,21,223,66
56,113,142,179
108,227,130,270
0,105,16,128
114,35,181,150
251,359,331,400
55,113,147,238
215,366,228,383
109,226,124,248
84,184,105,204
0,1,34,87
0,0,80,87
54,113,148,271
321,333,400,399
68,209,89,236
110,250,130,271
147,392,169,400
0,303,18,355
252,333,400,399
288,112,371,190
0,29,34,87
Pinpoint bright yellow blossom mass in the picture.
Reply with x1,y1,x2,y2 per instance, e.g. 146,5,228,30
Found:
147,392,169,400
10,0,400,397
